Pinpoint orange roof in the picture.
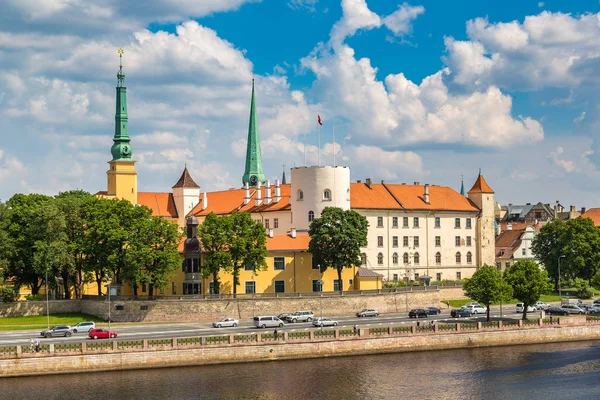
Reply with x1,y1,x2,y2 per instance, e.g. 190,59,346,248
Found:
582,208,600,227
350,182,402,209
137,192,178,218
468,174,494,194
384,183,479,212
266,232,310,252
190,184,291,217
495,229,523,258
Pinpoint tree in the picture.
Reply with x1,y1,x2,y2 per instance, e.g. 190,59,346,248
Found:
229,212,268,295
308,207,368,292
531,220,568,289
504,260,553,320
463,265,513,322
199,213,233,294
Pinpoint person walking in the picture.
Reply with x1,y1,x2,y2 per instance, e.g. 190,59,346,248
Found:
353,325,358,335
35,339,41,353
274,329,278,340
29,338,35,353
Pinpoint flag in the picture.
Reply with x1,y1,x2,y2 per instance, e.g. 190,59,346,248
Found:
317,115,322,126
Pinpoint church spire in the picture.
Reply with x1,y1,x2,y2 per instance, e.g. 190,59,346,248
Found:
281,163,287,184
242,79,266,187
460,173,465,196
110,48,133,161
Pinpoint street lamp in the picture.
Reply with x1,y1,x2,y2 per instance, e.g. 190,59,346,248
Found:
318,279,324,318
105,284,112,331
558,255,566,298
45,266,49,329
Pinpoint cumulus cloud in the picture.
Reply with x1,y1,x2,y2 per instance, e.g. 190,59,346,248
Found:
574,111,586,124
549,147,576,173
288,0,318,12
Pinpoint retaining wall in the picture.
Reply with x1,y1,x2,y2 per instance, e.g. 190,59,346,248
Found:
0,301,80,318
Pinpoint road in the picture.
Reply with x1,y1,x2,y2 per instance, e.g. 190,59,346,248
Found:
0,305,531,347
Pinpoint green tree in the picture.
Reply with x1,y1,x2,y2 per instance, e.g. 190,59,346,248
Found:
591,269,600,291
229,212,268,295
531,219,568,289
504,260,553,320
308,207,369,292
199,213,232,294
463,265,513,322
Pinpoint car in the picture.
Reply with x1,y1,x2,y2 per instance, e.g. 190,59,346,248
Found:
40,325,72,338
580,303,593,313
590,305,600,314
88,328,118,339
253,316,285,328
312,317,338,327
277,313,292,322
593,299,600,305
463,304,487,314
451,308,473,318
463,302,482,308
212,318,239,328
408,309,428,318
286,311,315,323
72,322,96,333
516,303,536,313
356,309,379,317
425,307,441,315
547,306,569,316
560,304,584,314
534,301,550,311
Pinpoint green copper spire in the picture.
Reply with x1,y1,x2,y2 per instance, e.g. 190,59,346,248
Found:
460,180,465,196
242,79,266,187
111,48,133,161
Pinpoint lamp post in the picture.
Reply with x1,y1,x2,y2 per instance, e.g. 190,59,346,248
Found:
252,268,256,318
318,279,324,318
558,255,566,299
105,284,112,331
45,266,49,329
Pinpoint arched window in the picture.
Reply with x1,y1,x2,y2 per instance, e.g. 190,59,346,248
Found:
466,252,472,264
435,252,441,264
392,253,398,265
360,253,367,265
346,188,350,201
377,253,384,265
456,252,461,264
323,189,331,200
403,253,409,264
297,190,304,201
308,210,315,222
413,253,420,265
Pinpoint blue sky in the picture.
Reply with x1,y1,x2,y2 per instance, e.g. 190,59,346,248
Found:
1,0,600,207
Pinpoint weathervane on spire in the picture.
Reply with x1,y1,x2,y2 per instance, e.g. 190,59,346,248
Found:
117,48,125,87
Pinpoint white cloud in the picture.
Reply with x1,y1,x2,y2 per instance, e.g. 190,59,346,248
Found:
136,132,189,146
383,3,425,36
288,0,318,12
549,146,576,172
345,145,424,179
574,111,586,124
538,2,544,7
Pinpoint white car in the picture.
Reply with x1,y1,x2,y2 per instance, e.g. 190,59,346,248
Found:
312,318,338,327
516,303,536,313
72,321,96,333
534,301,550,311
212,318,239,328
462,304,487,314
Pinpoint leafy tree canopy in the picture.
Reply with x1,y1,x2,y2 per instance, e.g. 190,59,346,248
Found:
463,265,513,321
504,260,553,319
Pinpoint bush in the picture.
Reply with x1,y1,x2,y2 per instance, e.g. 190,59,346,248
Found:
1,287,18,303
25,294,44,301
575,279,593,299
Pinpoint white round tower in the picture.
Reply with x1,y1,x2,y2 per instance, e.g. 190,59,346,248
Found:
290,166,351,231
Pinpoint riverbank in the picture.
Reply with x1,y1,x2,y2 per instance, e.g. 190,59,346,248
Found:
2,316,600,378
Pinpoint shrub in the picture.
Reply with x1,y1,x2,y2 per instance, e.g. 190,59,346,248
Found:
575,279,593,299
25,294,44,301
1,286,18,303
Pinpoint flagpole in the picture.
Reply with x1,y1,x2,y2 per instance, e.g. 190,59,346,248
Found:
304,123,307,167
333,122,335,167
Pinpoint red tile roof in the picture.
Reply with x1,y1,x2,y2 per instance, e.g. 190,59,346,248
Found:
383,183,479,212
172,167,200,189
137,192,178,218
266,232,310,252
495,229,523,258
350,182,402,209
582,208,600,227
468,174,494,194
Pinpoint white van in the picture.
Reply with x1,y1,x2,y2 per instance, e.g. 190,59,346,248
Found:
515,303,536,313
253,316,284,329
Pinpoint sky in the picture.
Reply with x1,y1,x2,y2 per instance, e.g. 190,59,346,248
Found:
1,0,600,208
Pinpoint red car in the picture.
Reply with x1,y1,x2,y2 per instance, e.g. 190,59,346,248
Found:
88,328,118,339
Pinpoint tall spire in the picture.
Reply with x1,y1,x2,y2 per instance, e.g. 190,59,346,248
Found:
242,79,266,187
460,173,465,196
110,48,133,161
281,163,287,185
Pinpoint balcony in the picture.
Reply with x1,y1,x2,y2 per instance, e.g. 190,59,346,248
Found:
185,273,202,282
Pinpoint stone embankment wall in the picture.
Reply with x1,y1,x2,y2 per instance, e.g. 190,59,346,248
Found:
0,300,80,317
1,317,599,378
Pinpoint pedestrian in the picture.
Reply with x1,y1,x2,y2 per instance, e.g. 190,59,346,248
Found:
273,329,278,340
29,338,34,352
430,321,434,329
353,325,357,335
35,339,40,353
417,321,420,328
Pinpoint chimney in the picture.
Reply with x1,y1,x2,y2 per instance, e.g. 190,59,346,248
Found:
570,205,575,213
414,181,420,186
365,178,372,189
582,207,586,214
381,180,385,184
424,184,430,204
243,182,250,205
265,180,272,205
201,192,208,210
526,203,531,205
255,181,262,207
356,180,362,183
507,223,512,231
290,228,297,238
268,228,274,238
274,179,281,203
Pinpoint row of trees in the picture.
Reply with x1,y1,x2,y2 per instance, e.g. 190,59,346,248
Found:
0,191,182,299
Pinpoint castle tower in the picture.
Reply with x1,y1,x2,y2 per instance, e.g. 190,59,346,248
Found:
106,48,138,204
172,166,201,226
467,169,495,267
241,80,266,187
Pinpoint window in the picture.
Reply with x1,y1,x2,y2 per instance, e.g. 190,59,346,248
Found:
413,217,419,228
403,253,409,264
274,218,279,228
456,252,461,264
377,216,383,227
414,236,419,248
455,236,461,246
403,217,409,227
308,210,314,222
435,252,441,264
360,253,367,266
403,236,409,247
496,262,502,271
209,282,215,294
297,190,304,201
455,218,461,228
274,256,285,270
415,273,419,280
393,274,398,281
466,236,472,247
377,236,384,247
347,188,350,201
265,219,270,229
414,253,420,265
436,272,442,281
377,253,384,265
466,252,472,264
456,272,462,280
522,248,526,256
392,253,398,265
323,189,331,200
274,280,285,293
392,236,398,247
312,280,322,292
506,262,511,269
349,279,353,287
172,281,176,295
434,217,440,228
333,279,341,291
435,236,441,247
141,282,147,293
312,257,320,270
244,262,254,271
466,218,472,229
245,281,256,294
392,217,398,227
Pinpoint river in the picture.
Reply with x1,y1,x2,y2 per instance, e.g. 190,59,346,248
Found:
2,340,600,399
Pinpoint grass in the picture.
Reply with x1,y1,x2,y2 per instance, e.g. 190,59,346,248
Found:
444,294,566,308
0,313,104,331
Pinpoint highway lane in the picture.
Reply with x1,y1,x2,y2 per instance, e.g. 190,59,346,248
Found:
0,306,527,347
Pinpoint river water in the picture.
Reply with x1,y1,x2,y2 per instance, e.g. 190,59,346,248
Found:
2,340,600,399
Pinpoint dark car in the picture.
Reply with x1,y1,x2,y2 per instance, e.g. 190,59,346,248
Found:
451,308,473,318
547,306,569,316
40,325,72,338
425,307,441,315
277,313,292,322
408,309,428,318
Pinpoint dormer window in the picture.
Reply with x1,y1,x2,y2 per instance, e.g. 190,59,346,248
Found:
323,189,331,200
297,189,304,201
